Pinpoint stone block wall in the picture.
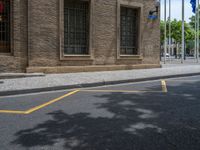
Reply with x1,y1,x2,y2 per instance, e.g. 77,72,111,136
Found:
0,0,160,73
0,0,28,73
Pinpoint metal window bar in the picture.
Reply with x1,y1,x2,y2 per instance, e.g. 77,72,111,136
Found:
64,0,89,55
0,0,10,53
120,7,138,55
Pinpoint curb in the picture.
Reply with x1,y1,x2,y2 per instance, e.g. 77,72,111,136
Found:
0,73,45,79
0,72,200,96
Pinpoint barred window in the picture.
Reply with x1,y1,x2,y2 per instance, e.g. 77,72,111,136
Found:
0,0,10,53
64,0,89,55
120,7,138,55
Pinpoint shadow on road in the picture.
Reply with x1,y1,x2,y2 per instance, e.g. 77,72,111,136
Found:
12,80,200,150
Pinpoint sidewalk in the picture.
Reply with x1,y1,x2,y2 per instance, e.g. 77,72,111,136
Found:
0,64,200,96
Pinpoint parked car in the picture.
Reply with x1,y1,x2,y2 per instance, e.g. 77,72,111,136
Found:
161,53,170,57
165,53,170,57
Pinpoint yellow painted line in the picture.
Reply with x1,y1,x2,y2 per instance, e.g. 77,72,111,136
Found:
0,90,79,115
25,90,80,114
161,80,168,93
0,110,26,114
0,85,167,115
81,89,162,93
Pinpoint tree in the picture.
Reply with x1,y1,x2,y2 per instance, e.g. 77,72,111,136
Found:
160,19,194,44
160,20,165,45
160,19,195,55
189,6,200,30
189,15,196,29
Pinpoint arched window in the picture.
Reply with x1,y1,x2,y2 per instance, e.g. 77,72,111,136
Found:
0,0,10,53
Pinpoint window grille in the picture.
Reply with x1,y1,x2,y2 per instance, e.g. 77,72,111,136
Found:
120,7,138,55
64,0,89,55
0,0,10,53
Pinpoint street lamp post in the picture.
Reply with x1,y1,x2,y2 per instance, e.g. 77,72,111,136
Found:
181,0,184,63
164,0,167,64
197,0,200,63
169,0,171,57
195,6,197,60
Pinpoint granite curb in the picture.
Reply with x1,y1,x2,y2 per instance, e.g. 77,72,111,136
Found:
0,73,45,79
0,72,200,96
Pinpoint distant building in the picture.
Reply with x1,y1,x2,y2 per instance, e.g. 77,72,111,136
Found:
161,38,177,56
0,0,160,73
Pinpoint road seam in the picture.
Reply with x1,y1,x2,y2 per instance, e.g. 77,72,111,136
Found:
81,89,163,93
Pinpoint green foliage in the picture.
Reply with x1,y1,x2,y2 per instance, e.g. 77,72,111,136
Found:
160,19,195,44
189,8,200,29
160,21,165,44
189,15,196,29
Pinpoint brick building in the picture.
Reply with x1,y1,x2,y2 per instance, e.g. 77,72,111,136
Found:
0,0,160,73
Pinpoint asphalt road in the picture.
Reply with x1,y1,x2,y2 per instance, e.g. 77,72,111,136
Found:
0,76,200,150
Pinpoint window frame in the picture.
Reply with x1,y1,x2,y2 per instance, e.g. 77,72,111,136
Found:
117,0,143,59
120,6,139,55
0,0,13,55
59,0,94,61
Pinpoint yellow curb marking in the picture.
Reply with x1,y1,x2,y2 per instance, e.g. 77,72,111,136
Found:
25,90,80,114
0,80,168,115
0,90,80,115
0,110,26,114
161,80,168,93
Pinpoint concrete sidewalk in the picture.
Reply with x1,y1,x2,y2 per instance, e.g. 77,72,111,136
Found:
0,64,200,96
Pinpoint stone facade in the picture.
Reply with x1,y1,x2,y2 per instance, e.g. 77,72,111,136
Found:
0,0,160,73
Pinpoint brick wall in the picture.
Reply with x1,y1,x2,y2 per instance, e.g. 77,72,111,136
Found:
0,0,160,73
0,0,28,73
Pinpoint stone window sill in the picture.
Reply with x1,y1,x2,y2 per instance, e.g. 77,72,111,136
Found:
60,55,93,61
117,55,143,60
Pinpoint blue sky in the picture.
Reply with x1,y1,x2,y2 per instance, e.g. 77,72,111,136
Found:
160,0,194,22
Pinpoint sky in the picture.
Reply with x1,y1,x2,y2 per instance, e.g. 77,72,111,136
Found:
160,0,195,22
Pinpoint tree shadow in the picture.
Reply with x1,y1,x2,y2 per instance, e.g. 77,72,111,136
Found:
12,80,200,150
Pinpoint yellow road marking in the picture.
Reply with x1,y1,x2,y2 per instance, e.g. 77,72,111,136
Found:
25,90,79,114
0,83,168,115
0,110,26,114
0,90,79,115
80,89,162,93
161,80,168,93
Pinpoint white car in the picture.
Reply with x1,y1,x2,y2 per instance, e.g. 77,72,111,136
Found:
165,53,170,57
